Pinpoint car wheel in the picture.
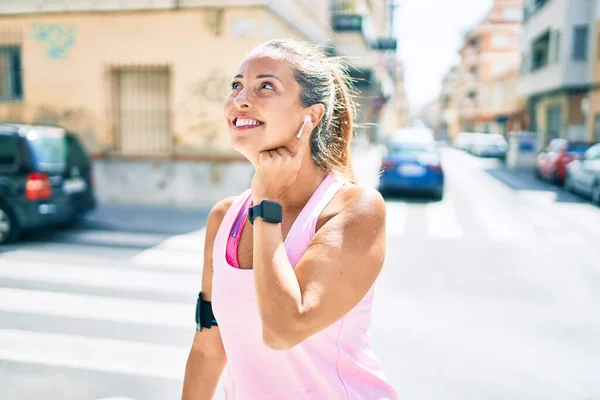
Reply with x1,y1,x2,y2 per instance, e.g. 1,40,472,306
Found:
432,187,444,201
0,202,20,244
592,182,600,205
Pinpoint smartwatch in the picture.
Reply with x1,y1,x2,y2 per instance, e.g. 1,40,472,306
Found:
248,200,282,224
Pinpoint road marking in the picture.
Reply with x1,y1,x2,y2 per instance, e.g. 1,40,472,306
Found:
425,195,463,240
0,288,191,328
0,260,199,295
386,202,409,236
131,229,205,271
0,328,187,380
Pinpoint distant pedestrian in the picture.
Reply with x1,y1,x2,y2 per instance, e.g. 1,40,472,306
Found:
182,38,397,400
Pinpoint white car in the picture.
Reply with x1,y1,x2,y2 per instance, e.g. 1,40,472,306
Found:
470,134,508,158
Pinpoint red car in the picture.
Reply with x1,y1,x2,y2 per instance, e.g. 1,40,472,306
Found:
535,139,595,184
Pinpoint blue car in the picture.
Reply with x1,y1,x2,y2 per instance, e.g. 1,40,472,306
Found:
378,136,444,200
565,143,600,205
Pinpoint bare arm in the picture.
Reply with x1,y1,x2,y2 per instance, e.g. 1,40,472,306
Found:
253,185,386,349
181,197,235,399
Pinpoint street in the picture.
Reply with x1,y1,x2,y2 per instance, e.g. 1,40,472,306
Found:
2,147,600,399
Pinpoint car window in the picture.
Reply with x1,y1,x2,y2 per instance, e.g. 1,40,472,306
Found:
27,134,67,173
0,136,18,171
65,134,90,167
584,146,599,160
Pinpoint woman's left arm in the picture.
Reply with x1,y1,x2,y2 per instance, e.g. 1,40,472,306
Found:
253,186,386,350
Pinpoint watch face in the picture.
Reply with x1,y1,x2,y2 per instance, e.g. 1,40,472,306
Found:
261,201,282,222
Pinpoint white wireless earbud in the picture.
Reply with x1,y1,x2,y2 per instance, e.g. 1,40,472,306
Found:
296,115,312,139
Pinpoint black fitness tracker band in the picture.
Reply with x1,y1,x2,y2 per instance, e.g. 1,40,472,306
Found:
248,200,283,224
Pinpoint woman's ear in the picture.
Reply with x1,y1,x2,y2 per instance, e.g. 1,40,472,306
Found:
308,104,326,128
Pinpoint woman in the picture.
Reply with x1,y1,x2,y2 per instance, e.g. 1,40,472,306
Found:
182,39,397,400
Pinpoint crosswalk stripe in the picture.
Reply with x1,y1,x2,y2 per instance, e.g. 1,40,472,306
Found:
131,229,205,271
0,260,200,295
0,288,191,328
386,202,409,236
425,195,463,239
0,328,188,380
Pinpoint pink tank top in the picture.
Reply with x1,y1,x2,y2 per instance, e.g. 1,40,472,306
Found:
211,173,398,399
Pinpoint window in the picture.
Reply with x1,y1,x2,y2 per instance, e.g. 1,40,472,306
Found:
0,47,22,101
112,67,172,154
0,136,18,171
532,31,551,71
572,25,588,61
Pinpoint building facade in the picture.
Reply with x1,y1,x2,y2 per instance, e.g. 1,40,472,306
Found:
457,0,523,134
438,66,460,141
0,0,396,206
589,0,600,142
519,0,597,148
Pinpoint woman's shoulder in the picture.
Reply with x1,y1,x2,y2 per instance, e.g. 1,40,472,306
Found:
317,181,385,230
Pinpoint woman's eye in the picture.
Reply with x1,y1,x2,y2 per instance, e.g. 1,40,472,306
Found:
260,82,274,90
231,82,242,90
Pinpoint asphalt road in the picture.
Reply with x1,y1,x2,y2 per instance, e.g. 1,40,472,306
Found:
1,148,600,399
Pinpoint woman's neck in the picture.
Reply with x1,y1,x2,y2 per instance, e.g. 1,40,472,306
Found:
263,162,328,212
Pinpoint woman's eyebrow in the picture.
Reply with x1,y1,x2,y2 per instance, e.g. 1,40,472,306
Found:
233,74,283,83
256,74,283,83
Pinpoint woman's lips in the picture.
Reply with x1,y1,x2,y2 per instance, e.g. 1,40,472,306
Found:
232,117,265,131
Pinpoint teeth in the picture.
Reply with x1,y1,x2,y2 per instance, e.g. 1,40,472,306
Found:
235,118,262,127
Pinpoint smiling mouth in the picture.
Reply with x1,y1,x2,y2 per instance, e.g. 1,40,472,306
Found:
232,117,265,129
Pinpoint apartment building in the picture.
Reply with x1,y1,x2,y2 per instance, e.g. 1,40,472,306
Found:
519,0,597,147
457,0,523,134
0,0,396,206
439,66,460,140
590,0,600,141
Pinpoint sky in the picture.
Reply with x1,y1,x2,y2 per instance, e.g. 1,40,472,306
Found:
394,0,493,109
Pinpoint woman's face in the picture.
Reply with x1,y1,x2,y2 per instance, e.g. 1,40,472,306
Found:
224,51,309,163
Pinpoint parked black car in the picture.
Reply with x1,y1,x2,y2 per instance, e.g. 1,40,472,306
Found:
0,124,96,244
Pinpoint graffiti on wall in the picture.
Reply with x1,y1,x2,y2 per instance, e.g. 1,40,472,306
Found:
31,23,76,59
180,69,231,151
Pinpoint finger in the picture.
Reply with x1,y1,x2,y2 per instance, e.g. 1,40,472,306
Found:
275,147,287,157
268,150,278,159
292,121,313,157
259,151,270,164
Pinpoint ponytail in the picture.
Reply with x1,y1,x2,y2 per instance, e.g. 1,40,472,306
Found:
327,65,357,183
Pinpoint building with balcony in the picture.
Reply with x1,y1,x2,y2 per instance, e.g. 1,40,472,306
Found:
519,0,597,146
589,0,600,142
438,66,460,140
457,0,523,134
0,0,396,206
330,0,398,141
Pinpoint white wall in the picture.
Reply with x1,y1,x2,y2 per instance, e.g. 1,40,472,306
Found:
519,0,567,96
563,0,595,86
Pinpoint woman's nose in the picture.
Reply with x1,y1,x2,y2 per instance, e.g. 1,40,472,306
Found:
233,88,251,109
